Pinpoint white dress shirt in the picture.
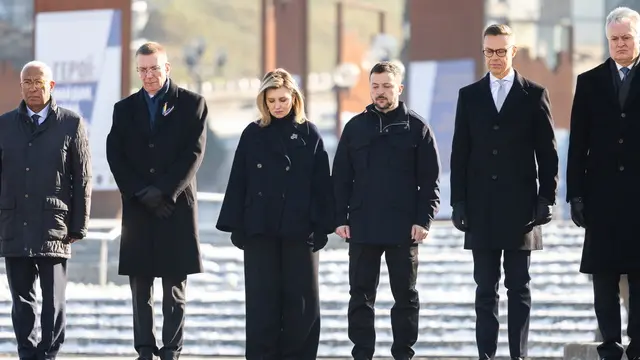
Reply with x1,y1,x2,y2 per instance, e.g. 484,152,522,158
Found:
26,104,50,125
489,68,515,106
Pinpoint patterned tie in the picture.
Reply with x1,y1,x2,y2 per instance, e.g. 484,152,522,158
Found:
31,114,40,128
495,79,507,111
621,67,630,82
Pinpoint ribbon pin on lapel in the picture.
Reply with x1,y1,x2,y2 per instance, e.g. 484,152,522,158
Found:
162,102,174,116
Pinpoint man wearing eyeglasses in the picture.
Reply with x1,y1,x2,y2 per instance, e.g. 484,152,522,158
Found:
106,41,207,360
450,24,559,360
0,60,92,360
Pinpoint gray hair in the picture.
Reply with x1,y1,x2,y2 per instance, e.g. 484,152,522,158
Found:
20,61,53,81
605,7,640,39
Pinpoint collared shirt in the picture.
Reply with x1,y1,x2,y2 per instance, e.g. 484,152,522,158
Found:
26,103,50,125
489,67,515,106
143,78,170,122
615,61,634,80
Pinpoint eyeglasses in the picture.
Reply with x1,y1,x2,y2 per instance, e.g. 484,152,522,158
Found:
136,65,162,75
20,79,46,89
482,46,513,58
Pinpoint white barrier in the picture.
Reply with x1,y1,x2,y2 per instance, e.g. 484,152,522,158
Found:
84,192,224,286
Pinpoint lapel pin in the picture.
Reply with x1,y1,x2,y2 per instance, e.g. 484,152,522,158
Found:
162,102,174,116
290,133,298,140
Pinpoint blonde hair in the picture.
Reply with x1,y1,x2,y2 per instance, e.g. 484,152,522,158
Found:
256,68,307,127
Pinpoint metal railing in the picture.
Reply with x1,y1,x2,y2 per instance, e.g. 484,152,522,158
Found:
84,192,225,286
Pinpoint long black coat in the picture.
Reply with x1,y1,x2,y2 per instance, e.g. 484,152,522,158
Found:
0,99,91,258
450,71,558,250
332,102,441,245
216,116,334,240
567,58,640,274
106,80,207,277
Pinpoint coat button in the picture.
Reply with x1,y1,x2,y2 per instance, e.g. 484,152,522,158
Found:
149,143,155,148
282,193,285,199
258,191,262,196
25,167,29,171
491,175,498,180
620,165,625,171
493,125,499,130
257,163,262,168
149,168,155,173
621,113,626,118
285,166,290,171
28,143,32,147
24,194,28,198
23,222,27,226
619,138,624,144
492,149,498,155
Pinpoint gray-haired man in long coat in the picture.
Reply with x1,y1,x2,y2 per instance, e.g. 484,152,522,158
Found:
0,60,92,360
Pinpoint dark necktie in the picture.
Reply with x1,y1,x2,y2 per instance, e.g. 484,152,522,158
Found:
621,67,630,82
31,114,40,130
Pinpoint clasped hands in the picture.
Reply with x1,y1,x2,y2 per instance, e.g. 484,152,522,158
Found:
136,186,174,219
452,197,554,232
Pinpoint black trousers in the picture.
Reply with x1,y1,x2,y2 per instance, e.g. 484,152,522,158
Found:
5,257,67,360
243,235,320,360
347,242,419,360
593,273,640,360
129,275,187,359
472,249,531,359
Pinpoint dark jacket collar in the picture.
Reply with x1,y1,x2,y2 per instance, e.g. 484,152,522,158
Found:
17,97,58,116
365,100,409,120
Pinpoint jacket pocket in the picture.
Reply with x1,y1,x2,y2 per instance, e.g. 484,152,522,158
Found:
43,197,69,241
0,198,16,241
388,135,416,172
349,139,371,170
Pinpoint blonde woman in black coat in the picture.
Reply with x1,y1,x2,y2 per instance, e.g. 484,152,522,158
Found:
216,68,334,360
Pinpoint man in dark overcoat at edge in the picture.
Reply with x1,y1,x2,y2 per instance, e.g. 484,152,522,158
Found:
567,7,640,360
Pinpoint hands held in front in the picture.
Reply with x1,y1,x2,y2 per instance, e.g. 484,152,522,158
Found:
570,197,586,228
533,197,553,226
411,225,428,243
335,225,350,240
452,202,468,232
136,186,175,219
335,224,427,243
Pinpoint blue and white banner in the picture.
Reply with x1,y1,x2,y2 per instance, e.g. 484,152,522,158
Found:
35,9,122,191
408,58,476,219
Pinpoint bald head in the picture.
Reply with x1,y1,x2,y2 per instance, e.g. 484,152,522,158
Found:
20,60,55,112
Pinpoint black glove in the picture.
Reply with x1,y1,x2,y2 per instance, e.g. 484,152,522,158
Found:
570,197,586,228
533,197,553,226
230,231,245,250
154,201,175,219
451,202,468,232
136,186,164,209
307,231,328,252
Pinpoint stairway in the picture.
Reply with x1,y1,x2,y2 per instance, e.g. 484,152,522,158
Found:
0,221,603,358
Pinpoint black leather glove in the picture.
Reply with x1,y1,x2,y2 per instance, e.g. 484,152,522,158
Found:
154,201,175,219
533,197,553,226
230,231,245,250
451,202,468,232
307,231,328,252
570,197,586,228
136,186,164,209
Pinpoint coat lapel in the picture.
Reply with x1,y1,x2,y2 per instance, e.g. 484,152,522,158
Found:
134,90,152,136
622,59,640,110
477,74,498,117
152,80,179,133
497,71,527,117
598,58,622,111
